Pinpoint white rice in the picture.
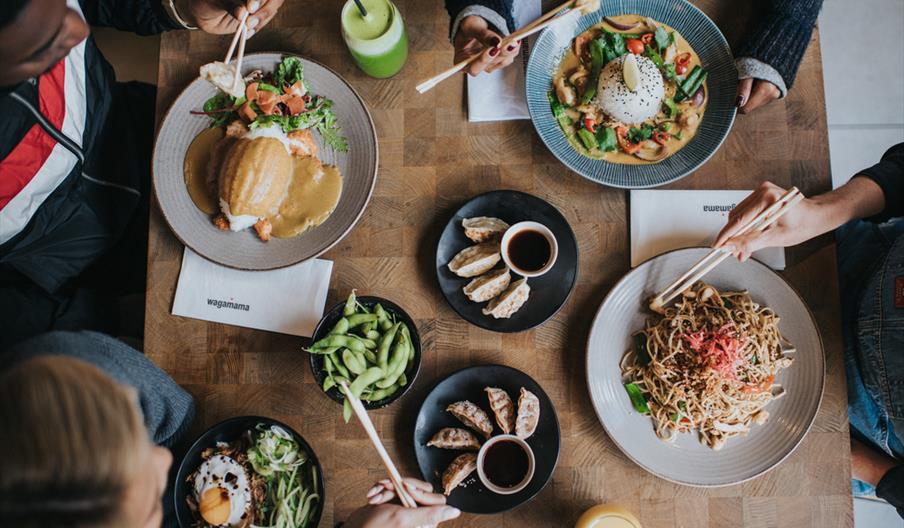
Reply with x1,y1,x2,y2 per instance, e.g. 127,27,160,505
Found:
595,54,665,125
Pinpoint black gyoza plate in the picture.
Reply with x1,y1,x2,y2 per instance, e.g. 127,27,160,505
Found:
174,416,325,528
413,365,560,514
435,190,579,332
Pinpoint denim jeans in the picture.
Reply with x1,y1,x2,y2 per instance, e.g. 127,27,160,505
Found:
836,218,904,495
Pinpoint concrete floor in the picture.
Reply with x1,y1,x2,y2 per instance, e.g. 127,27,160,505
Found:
92,0,904,524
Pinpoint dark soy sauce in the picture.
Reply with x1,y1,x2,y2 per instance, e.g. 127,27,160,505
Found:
483,440,529,488
507,230,551,272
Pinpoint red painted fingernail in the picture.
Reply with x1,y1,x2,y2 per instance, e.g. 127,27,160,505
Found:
489,47,499,56
735,95,745,107
506,44,516,52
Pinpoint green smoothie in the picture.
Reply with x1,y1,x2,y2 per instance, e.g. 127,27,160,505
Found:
341,0,408,78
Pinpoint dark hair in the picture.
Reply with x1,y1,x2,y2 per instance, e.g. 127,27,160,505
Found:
0,0,29,30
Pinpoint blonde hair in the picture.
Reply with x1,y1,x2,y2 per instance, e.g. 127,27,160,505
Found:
0,356,148,527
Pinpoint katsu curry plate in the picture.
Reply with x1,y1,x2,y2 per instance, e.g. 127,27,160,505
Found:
526,0,737,188
154,53,378,269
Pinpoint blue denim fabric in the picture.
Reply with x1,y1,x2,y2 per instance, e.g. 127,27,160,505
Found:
836,218,904,495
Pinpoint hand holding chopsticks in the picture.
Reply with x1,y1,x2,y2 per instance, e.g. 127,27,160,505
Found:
650,186,805,312
416,0,600,93
338,382,461,528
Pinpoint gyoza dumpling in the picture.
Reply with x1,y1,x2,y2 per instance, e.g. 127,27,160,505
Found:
482,279,530,319
427,427,481,450
484,387,516,434
442,453,477,495
462,217,509,243
516,387,540,439
446,401,493,439
463,268,511,303
447,243,501,278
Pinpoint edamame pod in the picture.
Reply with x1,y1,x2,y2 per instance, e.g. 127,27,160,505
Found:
362,348,378,364
329,351,350,378
365,330,381,341
374,304,393,331
322,376,336,392
342,349,365,375
312,334,366,353
377,322,401,371
343,291,357,316
329,317,350,335
349,367,384,398
398,373,408,386
376,332,409,389
343,398,353,422
401,323,416,370
323,355,334,375
347,313,378,327
362,321,377,334
364,382,400,402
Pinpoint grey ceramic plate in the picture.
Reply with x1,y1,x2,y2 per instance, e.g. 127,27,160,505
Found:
153,53,378,270
586,248,825,486
526,0,737,188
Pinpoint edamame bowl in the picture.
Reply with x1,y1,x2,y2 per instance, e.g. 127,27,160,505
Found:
307,294,422,412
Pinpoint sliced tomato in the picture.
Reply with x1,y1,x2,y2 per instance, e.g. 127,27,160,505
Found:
641,32,654,45
626,39,644,55
583,117,597,134
675,63,688,75
616,126,642,154
653,131,670,144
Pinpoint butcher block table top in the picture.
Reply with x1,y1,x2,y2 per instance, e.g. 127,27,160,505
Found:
146,1,852,526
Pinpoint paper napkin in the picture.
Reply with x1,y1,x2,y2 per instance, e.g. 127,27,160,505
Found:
466,0,542,122
630,190,785,270
172,248,333,337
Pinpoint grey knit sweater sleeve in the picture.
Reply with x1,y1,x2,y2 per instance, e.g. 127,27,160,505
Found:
2,331,195,449
735,0,824,90
445,0,516,40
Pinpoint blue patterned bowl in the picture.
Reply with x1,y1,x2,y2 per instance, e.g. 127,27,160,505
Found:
526,0,737,188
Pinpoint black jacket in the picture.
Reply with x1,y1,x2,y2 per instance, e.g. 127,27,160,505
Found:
0,0,179,296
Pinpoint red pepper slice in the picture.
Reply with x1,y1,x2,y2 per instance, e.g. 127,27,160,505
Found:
653,131,670,145
641,33,654,45
616,126,642,154
583,117,597,134
676,52,692,67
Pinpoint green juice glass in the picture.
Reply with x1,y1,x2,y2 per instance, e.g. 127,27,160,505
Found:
341,0,408,78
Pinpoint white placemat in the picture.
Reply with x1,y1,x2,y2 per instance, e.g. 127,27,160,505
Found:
172,248,333,337
630,189,785,269
466,0,542,122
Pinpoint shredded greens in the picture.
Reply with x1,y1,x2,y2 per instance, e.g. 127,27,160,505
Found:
198,57,348,152
247,425,320,528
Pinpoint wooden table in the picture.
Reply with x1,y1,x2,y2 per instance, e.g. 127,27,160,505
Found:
147,1,853,526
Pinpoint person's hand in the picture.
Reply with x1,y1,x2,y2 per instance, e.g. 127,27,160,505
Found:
453,16,521,76
713,182,832,261
736,78,780,114
344,478,461,528
176,0,284,36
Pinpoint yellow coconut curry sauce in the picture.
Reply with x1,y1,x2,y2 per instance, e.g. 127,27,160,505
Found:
551,14,708,164
183,128,343,239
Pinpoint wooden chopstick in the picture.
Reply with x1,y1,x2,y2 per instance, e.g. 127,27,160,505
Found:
232,24,249,92
338,382,419,511
650,187,803,310
225,11,250,64
415,0,578,94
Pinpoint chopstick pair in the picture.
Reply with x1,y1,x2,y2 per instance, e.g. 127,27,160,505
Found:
224,10,251,90
337,381,421,512
649,187,804,311
415,0,585,94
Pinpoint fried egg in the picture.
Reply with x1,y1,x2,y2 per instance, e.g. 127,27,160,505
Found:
193,454,252,527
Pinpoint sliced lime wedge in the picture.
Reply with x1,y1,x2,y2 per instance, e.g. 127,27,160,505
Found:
623,54,641,92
